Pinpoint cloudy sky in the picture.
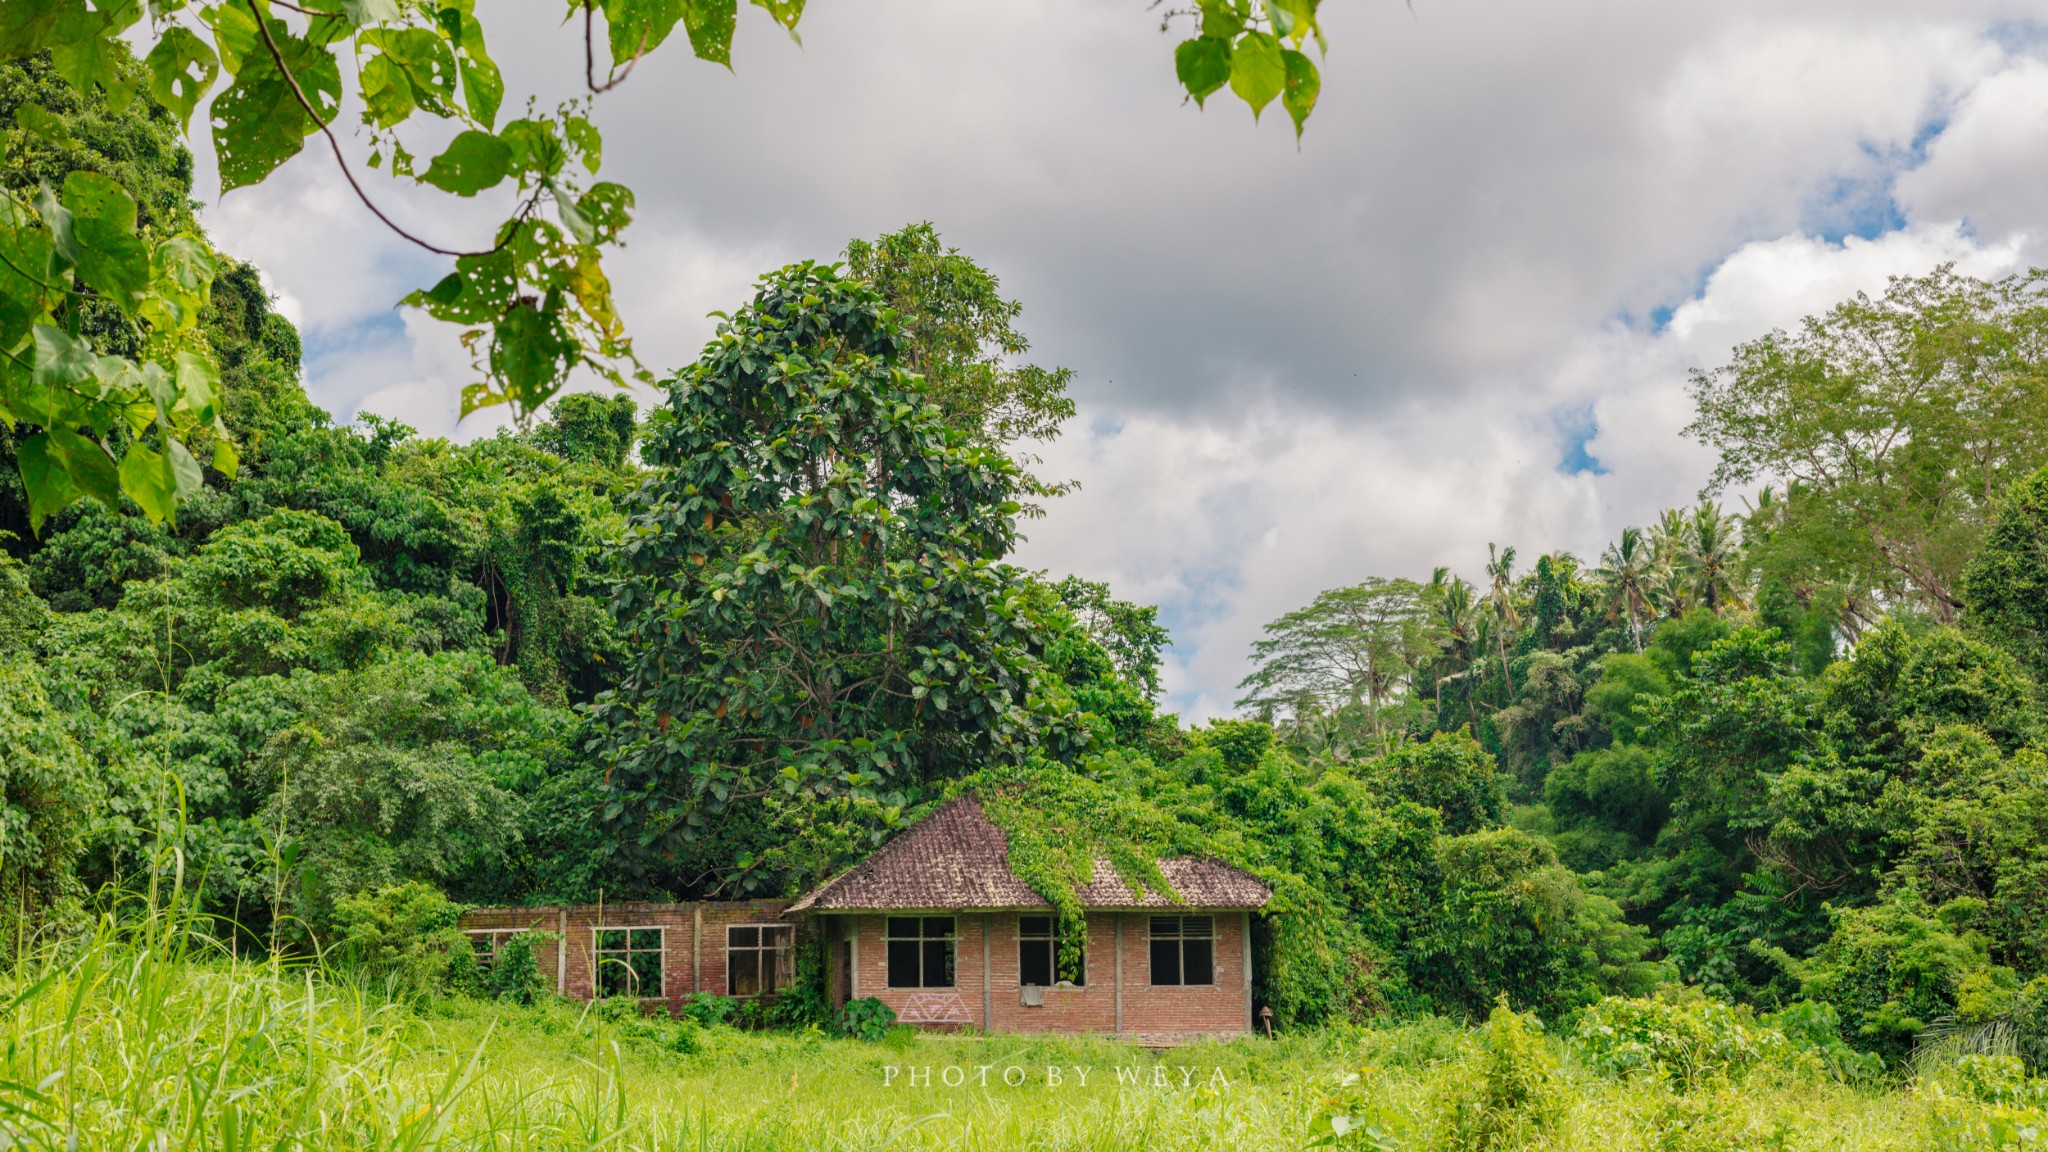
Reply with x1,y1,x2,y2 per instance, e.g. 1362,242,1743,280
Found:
194,1,2048,720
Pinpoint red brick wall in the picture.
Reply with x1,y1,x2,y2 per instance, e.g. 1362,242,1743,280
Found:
832,910,1251,1041
459,901,791,1012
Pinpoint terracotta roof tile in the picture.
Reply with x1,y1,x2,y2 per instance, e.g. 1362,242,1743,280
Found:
786,795,1272,913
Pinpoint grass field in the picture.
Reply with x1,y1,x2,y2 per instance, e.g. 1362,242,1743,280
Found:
2,919,2043,1150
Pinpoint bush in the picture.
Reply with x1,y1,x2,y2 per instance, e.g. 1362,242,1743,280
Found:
482,930,552,1005
840,996,896,1042
1435,1002,1566,1151
676,992,738,1027
1572,991,1810,1088
329,881,478,998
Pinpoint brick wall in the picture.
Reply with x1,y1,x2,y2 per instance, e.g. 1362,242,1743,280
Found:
831,909,1252,1041
459,900,791,1012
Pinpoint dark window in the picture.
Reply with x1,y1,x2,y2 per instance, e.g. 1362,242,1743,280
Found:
1018,916,1086,986
727,924,794,996
886,916,956,988
595,927,664,997
1148,916,1214,986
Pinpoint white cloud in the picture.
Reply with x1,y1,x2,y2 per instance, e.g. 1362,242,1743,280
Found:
184,0,2048,718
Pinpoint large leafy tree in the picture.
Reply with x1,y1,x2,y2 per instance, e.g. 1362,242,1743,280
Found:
590,262,1079,888
1237,576,1437,756
1689,266,2048,627
844,222,1075,513
1963,464,2048,686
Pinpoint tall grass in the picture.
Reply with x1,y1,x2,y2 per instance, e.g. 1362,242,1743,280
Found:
1,911,2041,1150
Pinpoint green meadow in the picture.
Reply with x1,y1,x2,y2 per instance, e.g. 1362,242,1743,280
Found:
5,919,2041,1152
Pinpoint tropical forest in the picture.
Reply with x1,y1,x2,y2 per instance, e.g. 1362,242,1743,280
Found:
6,2,2048,1150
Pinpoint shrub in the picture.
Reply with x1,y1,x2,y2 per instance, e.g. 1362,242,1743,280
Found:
482,930,552,1006
840,996,896,1042
330,881,477,998
676,992,738,1027
1435,1002,1566,1151
1791,891,2013,1065
1572,991,1809,1088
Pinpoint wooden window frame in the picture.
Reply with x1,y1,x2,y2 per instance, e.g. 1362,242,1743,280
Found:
725,923,795,997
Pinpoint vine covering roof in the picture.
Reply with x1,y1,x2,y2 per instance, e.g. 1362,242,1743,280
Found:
786,796,1272,913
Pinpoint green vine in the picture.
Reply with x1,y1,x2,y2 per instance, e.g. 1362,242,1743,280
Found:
964,763,1217,982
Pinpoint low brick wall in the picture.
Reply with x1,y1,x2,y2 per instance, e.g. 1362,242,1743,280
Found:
459,900,791,1011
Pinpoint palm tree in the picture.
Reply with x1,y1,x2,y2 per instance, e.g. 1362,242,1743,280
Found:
1594,526,1655,652
1485,543,1519,705
1680,501,1747,613
1647,508,1691,619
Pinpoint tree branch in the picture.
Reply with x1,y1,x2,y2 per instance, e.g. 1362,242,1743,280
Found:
246,0,502,259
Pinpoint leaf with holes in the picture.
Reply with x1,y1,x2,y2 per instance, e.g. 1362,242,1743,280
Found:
684,0,735,66
143,26,218,131
419,129,511,196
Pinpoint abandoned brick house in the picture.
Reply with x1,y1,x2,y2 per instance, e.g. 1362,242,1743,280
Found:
459,795,1274,1041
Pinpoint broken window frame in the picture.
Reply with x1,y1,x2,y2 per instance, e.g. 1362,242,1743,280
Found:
593,926,665,999
726,923,795,997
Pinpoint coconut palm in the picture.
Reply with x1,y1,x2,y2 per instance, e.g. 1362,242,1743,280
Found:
1594,526,1655,652
1485,543,1519,704
1680,501,1747,613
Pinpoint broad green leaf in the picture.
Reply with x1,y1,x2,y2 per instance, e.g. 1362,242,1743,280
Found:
0,215,56,349
1281,49,1319,139
31,183,75,278
175,349,220,417
29,325,94,423
200,1,258,74
146,233,217,330
684,0,735,66
15,432,77,535
342,0,401,25
1197,0,1240,40
749,0,803,34
1270,0,1319,47
402,248,515,323
458,55,502,128
419,129,512,196
42,426,119,508
577,182,634,242
143,27,219,131
1228,31,1284,120
166,436,203,499
460,380,505,418
0,0,70,59
13,104,73,146
117,434,202,524
363,28,458,113
61,171,149,311
360,52,416,128
210,27,343,192
212,436,239,480
550,178,594,244
489,298,573,409
602,0,683,66
49,4,138,110
564,115,602,174
1175,38,1231,106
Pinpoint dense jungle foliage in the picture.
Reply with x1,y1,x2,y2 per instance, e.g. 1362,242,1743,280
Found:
10,62,2048,1094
